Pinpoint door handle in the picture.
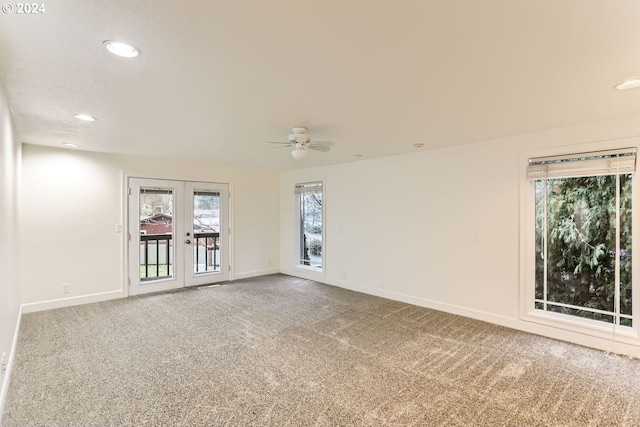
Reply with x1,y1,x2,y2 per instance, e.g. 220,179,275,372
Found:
185,240,191,244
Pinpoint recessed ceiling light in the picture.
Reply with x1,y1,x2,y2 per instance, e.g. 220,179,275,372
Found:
614,79,640,90
103,40,141,58
61,142,78,148
74,114,97,122
353,154,363,158
414,143,424,148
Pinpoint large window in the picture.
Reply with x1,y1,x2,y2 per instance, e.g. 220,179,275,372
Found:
295,182,323,270
528,148,635,328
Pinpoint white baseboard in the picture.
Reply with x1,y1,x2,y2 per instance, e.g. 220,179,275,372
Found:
0,304,22,421
21,274,283,314
280,268,325,282
21,290,125,314
284,273,640,359
323,276,517,327
233,268,281,280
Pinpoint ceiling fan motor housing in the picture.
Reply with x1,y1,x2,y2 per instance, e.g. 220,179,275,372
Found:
288,128,310,144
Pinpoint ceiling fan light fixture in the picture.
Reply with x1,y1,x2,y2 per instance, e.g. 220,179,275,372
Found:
267,126,332,159
291,147,308,160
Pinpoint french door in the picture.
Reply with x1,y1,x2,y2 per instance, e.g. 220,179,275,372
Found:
128,178,229,295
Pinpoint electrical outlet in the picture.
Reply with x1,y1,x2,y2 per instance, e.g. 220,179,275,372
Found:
1,351,6,373
62,283,70,293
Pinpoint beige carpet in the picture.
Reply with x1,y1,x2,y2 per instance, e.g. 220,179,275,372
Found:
3,274,640,426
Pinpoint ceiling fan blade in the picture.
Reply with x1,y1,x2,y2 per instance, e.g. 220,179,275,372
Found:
267,131,334,155
308,144,332,152
267,145,292,150
310,140,334,146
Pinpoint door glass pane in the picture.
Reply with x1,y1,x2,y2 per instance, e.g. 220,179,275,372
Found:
139,188,174,281
193,191,221,274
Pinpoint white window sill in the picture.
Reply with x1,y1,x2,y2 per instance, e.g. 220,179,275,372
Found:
521,309,638,342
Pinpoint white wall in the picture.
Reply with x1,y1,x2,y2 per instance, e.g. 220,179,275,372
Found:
281,113,640,357
0,80,21,416
15,111,640,360
20,145,280,311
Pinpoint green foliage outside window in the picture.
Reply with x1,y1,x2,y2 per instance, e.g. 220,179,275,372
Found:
535,175,632,326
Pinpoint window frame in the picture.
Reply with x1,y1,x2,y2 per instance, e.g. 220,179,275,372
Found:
294,180,325,274
519,141,640,343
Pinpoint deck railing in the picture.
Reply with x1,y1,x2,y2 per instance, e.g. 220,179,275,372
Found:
140,233,172,280
139,232,220,280
193,231,220,272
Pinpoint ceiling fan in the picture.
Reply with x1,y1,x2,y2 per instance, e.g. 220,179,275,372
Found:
267,126,334,159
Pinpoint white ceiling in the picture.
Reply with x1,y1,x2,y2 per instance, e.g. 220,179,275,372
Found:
1,0,640,170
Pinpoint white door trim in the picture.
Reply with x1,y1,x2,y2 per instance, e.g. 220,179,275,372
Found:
126,176,231,296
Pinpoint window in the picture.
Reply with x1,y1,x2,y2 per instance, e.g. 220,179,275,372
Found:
295,182,323,270
528,148,636,328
